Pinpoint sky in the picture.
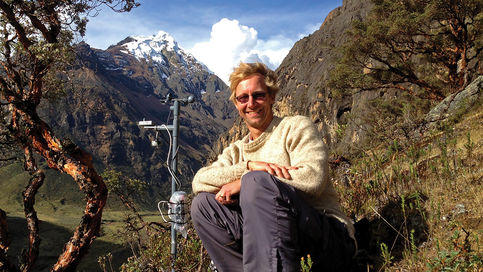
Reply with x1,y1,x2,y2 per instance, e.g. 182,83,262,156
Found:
84,0,343,83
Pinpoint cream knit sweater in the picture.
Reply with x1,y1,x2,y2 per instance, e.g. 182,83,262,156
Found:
192,115,355,239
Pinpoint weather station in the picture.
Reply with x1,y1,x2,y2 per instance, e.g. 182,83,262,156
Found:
138,93,195,272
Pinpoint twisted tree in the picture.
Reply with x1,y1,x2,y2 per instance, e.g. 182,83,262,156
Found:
330,0,482,101
0,1,138,271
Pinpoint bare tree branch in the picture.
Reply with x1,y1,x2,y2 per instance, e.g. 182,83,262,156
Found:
21,146,44,272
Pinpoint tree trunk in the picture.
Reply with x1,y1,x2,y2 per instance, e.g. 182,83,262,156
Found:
22,146,45,272
10,104,107,272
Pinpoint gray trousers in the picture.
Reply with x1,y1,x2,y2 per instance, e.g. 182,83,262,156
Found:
191,171,355,272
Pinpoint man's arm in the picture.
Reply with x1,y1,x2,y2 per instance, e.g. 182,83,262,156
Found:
192,142,247,194
215,162,298,204
247,161,298,179
277,116,329,199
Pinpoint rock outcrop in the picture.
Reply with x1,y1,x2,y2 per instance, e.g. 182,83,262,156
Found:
426,76,483,124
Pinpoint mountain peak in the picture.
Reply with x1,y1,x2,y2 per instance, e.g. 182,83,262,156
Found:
119,31,182,64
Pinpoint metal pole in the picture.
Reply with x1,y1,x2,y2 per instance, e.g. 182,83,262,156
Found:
138,95,195,272
170,100,179,272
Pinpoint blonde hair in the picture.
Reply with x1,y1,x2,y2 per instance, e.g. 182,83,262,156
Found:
229,62,279,103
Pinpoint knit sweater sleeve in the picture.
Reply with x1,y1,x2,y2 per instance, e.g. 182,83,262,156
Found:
192,142,248,194
279,116,329,198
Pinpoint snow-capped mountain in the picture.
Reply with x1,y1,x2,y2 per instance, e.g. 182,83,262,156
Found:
38,33,236,194
117,31,210,76
120,31,180,64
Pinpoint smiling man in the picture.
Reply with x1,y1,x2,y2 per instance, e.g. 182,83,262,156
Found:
191,62,356,272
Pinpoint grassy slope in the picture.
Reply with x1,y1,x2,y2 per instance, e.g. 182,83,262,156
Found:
333,104,482,271
393,109,482,271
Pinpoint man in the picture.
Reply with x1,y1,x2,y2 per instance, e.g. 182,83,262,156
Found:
191,62,356,271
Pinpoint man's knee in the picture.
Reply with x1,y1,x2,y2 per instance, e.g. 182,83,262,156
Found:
190,192,213,224
240,171,280,203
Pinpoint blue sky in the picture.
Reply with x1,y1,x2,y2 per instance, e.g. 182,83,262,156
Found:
84,0,343,82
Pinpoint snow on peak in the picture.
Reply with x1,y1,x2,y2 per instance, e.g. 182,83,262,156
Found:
118,30,213,77
120,31,182,64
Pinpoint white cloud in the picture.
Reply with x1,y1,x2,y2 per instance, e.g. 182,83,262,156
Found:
299,23,320,39
188,18,295,84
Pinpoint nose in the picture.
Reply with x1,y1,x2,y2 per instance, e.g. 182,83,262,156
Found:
247,95,257,108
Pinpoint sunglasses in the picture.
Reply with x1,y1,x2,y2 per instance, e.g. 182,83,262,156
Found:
235,92,268,104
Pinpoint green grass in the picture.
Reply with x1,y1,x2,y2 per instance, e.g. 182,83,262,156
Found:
2,203,163,271
0,162,166,271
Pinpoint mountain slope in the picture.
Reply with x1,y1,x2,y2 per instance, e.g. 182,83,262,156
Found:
274,0,372,155
34,32,236,199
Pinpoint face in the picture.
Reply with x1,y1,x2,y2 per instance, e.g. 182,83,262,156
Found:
234,74,274,135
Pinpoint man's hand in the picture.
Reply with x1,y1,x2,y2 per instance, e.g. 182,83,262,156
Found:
247,161,298,180
215,161,298,205
216,179,241,205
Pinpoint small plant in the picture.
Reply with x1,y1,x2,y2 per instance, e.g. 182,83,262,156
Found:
380,242,394,269
98,253,114,272
427,229,483,271
463,132,475,160
410,229,417,256
300,254,313,272
335,123,347,142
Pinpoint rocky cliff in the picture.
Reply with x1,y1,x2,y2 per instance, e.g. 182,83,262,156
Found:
275,0,372,153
